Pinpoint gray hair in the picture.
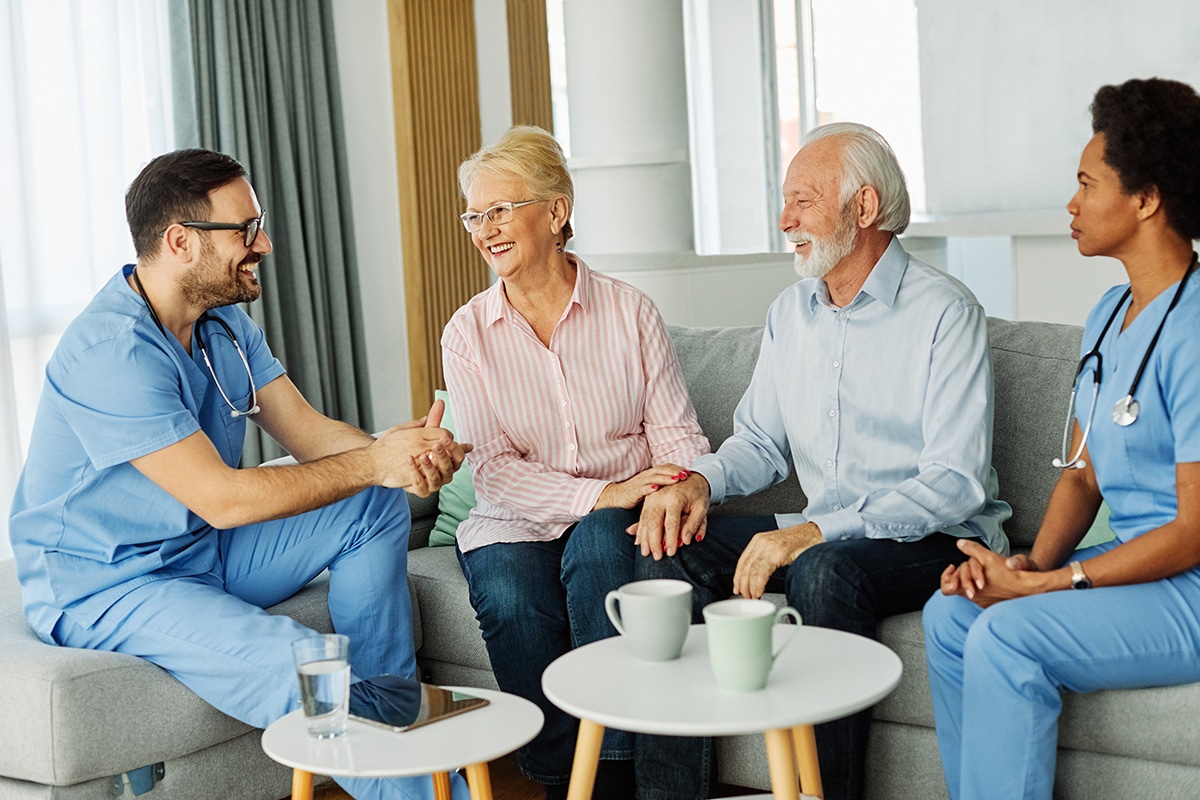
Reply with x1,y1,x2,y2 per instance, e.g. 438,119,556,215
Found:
803,122,911,234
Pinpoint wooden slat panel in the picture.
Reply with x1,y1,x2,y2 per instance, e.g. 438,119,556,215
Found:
506,0,554,131
388,0,486,413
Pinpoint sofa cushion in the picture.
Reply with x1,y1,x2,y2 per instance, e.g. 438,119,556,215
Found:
429,389,478,547
666,325,807,517
986,317,1083,550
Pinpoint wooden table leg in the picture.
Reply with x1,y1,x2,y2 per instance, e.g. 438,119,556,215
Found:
464,762,493,800
566,719,606,800
291,768,315,800
764,728,801,800
792,724,823,799
433,770,454,800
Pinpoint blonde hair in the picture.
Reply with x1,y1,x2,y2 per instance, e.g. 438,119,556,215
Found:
458,125,575,244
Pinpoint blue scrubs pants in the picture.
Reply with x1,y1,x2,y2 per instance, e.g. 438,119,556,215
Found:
53,486,467,800
923,541,1200,800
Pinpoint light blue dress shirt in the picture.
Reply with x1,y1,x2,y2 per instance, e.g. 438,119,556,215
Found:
692,237,1011,554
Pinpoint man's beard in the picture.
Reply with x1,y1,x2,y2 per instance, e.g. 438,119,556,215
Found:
180,238,262,309
790,210,857,280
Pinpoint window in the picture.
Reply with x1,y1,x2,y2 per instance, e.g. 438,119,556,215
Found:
0,0,176,554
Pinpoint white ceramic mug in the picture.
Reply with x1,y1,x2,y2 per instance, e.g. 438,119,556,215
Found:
703,598,802,691
604,579,693,661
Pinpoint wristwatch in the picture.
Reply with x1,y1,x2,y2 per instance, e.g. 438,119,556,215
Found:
1069,560,1092,590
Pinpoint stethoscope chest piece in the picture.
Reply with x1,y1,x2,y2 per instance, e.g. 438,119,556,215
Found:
1112,395,1139,427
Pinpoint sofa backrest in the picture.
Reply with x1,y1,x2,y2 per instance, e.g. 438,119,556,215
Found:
985,317,1083,549
667,317,1084,551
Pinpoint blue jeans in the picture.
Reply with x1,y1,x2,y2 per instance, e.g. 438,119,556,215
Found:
457,508,711,799
53,487,465,800
924,540,1200,800
637,514,968,800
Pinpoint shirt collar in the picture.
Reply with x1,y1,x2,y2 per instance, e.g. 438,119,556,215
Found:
483,252,591,327
803,234,906,313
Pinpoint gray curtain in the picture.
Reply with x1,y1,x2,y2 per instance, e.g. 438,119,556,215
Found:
170,0,373,465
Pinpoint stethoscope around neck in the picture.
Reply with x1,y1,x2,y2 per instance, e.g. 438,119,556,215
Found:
1054,255,1197,470
131,267,261,419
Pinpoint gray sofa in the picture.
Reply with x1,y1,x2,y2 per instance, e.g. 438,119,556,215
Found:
4,317,1200,799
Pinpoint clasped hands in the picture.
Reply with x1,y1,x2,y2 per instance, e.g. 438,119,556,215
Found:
940,539,1050,607
372,399,473,497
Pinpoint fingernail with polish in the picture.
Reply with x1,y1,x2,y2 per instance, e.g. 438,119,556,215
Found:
650,484,659,490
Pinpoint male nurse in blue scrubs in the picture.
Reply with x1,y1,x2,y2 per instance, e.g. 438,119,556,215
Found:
9,149,471,800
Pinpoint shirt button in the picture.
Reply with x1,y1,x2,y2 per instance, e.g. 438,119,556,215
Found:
829,410,837,417
826,460,833,467
564,421,571,428
832,360,840,368
568,444,576,451
833,504,842,510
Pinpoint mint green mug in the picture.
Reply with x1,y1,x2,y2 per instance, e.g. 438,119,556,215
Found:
702,598,802,691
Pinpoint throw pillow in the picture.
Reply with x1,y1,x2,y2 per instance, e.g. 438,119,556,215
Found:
429,389,478,547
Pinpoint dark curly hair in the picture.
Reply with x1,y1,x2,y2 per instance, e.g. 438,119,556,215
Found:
1090,78,1200,241
125,149,248,260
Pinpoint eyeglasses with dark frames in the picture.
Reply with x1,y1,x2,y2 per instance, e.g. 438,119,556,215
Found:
162,210,266,248
459,200,543,233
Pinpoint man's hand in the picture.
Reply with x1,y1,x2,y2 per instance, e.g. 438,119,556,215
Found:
594,464,689,511
732,523,823,599
629,473,711,559
372,400,472,496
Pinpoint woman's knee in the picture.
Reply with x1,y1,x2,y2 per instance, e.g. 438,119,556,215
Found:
562,508,638,574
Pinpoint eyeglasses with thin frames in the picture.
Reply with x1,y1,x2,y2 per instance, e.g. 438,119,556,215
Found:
161,210,267,248
459,200,543,233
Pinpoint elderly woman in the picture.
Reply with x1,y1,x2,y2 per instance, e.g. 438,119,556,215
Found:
441,126,711,800
923,77,1200,800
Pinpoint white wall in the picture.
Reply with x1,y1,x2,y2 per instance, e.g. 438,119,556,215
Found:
331,0,412,424
918,0,1200,215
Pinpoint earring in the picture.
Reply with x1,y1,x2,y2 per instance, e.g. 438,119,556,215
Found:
556,242,563,253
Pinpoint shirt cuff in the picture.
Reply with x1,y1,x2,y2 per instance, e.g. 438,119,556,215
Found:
689,454,725,503
807,507,864,541
570,479,610,518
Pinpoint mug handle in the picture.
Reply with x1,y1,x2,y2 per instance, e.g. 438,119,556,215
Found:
604,590,627,636
770,606,803,661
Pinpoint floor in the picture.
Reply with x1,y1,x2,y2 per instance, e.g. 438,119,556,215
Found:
303,751,758,799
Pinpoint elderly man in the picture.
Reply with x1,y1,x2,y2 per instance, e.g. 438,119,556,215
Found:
9,149,471,800
634,123,1011,800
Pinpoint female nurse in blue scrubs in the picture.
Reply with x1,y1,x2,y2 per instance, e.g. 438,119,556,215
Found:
923,77,1200,800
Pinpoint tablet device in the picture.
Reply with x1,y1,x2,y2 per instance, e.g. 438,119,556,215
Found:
347,675,489,733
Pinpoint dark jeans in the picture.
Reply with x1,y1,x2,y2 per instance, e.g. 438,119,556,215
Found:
637,514,969,800
457,507,711,800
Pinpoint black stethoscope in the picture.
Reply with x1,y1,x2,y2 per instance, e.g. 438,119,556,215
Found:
1054,254,1197,470
132,267,261,418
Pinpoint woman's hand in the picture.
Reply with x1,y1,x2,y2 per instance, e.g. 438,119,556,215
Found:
594,464,690,511
941,540,1059,608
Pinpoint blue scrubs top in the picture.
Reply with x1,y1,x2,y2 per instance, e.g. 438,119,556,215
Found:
9,266,286,640
1078,269,1200,542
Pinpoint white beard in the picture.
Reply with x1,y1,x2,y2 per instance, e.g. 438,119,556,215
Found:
790,215,857,280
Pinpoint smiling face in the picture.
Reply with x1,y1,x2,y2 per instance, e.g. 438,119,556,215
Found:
179,177,272,309
778,137,857,279
464,171,561,283
1067,133,1143,260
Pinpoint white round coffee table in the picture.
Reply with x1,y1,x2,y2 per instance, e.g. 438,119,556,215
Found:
542,624,901,800
261,685,542,800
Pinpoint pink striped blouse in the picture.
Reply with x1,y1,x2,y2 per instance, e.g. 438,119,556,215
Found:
441,255,710,553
